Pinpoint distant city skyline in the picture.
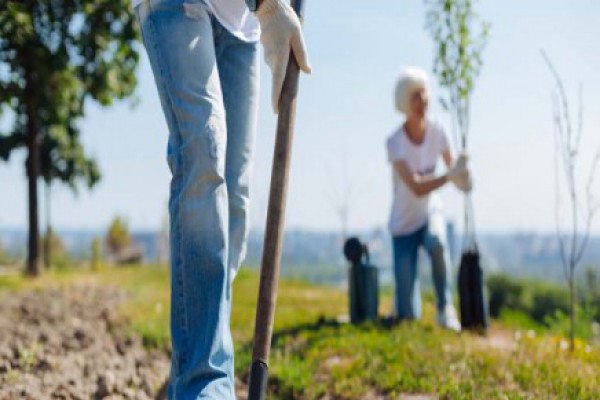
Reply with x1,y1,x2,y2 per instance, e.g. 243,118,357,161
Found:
1,0,600,235
1,226,598,285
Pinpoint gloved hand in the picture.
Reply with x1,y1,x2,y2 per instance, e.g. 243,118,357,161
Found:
447,154,473,193
257,0,311,113
452,170,473,193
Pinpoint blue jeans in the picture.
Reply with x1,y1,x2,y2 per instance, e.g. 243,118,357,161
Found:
136,1,259,398
392,216,454,320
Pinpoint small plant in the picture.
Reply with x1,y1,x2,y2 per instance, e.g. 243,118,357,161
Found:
541,50,600,351
19,342,41,372
425,0,490,246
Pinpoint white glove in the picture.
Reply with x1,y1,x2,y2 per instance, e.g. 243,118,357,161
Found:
447,154,473,193
257,0,311,113
452,171,473,193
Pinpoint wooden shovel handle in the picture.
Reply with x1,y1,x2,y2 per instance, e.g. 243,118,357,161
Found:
248,1,307,399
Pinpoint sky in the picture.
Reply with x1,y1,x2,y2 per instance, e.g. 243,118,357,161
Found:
1,0,600,236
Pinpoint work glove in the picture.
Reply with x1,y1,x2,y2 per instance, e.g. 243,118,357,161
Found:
447,154,473,193
256,0,312,113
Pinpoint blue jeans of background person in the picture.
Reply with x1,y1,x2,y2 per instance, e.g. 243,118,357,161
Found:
136,1,259,398
392,217,454,320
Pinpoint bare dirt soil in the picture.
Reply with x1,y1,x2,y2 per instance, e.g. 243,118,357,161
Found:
0,284,170,400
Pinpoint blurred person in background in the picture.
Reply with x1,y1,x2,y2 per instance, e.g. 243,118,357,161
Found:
386,67,471,331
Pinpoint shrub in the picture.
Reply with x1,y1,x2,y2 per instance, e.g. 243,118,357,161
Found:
487,273,593,327
530,285,570,323
487,274,525,318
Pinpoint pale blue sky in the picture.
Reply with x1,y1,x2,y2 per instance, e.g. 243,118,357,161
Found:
1,0,600,235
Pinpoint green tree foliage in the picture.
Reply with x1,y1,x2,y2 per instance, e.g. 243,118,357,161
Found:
106,216,131,256
0,1,140,276
40,128,101,193
425,0,490,149
40,138,101,269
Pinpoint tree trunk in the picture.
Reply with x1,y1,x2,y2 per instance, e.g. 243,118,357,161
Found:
44,182,51,269
25,67,40,277
569,271,576,352
26,135,40,276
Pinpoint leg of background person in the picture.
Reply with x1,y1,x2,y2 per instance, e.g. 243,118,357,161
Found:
392,228,423,319
423,213,454,314
213,17,260,393
136,1,234,398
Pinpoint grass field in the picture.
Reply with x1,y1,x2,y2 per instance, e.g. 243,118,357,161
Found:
1,264,599,399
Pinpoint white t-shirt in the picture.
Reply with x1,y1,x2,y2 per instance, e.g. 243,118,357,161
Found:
132,0,260,43
386,120,451,236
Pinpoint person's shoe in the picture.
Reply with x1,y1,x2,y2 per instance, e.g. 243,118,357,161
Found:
437,304,461,332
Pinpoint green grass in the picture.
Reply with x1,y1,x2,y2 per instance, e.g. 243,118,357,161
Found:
1,265,598,399
0,273,22,291
497,309,544,332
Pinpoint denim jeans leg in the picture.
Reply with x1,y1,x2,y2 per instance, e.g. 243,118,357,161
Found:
392,230,422,319
136,1,234,398
214,27,260,286
423,217,454,314
213,19,260,394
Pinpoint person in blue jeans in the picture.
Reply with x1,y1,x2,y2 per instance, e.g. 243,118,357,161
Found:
133,0,311,398
386,67,471,331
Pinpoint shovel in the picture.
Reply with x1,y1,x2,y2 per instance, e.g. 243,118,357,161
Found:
247,0,307,399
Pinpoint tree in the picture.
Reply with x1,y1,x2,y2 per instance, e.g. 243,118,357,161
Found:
425,0,490,151
0,1,140,276
425,0,489,248
91,236,103,271
324,150,358,243
40,227,68,268
106,216,132,258
40,128,101,269
0,240,9,265
542,51,600,351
